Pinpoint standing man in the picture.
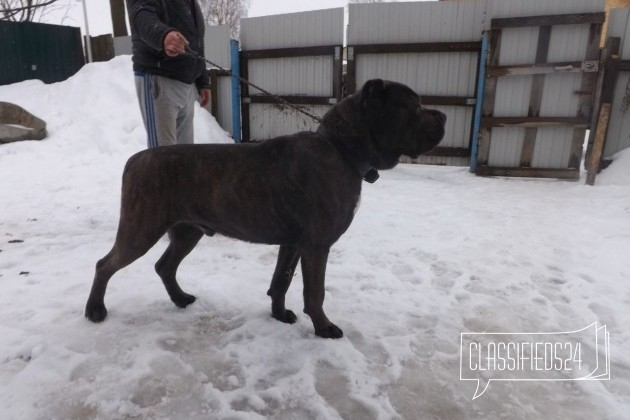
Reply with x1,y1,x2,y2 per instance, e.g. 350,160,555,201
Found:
126,0,212,148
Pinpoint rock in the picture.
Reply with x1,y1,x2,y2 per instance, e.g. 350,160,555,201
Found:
0,102,47,144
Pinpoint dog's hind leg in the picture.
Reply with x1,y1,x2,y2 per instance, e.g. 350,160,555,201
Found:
85,226,165,323
267,245,301,324
155,224,204,308
300,247,343,339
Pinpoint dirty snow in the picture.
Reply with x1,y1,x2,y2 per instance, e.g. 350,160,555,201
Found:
0,56,629,419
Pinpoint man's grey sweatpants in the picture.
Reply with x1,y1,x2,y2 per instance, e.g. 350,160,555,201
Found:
134,72,197,148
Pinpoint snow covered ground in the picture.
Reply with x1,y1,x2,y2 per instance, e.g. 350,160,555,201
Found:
0,56,629,419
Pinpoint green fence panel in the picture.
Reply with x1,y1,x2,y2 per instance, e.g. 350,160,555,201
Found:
0,20,85,86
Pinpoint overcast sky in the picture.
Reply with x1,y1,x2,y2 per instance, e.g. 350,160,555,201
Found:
249,0,349,18
43,0,431,37
41,0,347,36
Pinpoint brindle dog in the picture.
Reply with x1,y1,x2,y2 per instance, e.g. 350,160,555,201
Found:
85,79,446,338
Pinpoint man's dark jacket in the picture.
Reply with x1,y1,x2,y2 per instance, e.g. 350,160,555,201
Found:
126,0,210,90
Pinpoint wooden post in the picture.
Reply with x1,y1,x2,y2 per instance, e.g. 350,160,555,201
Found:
333,46,343,101
569,21,603,169
346,46,357,95
586,103,611,185
89,34,114,62
239,52,251,142
209,69,219,119
584,37,621,185
109,0,128,37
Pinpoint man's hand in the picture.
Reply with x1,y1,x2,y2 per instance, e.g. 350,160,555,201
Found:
199,88,211,107
163,31,189,57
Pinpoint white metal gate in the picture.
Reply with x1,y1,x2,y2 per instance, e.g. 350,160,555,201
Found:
346,1,487,166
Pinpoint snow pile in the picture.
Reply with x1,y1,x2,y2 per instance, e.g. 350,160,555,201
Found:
0,57,629,419
597,147,630,186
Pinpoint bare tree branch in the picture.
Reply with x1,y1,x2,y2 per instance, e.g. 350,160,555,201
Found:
1,0,62,22
198,0,250,39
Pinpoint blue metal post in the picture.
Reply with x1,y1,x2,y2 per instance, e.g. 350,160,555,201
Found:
469,32,489,173
230,39,242,143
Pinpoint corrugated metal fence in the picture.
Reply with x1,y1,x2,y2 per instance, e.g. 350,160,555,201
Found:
239,9,344,141
204,25,236,138
0,20,84,85
346,1,486,166
240,0,627,181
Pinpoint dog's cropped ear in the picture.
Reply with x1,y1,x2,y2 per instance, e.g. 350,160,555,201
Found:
360,79,386,115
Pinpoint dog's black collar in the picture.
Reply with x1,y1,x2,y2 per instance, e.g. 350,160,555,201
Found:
357,162,380,183
326,137,379,183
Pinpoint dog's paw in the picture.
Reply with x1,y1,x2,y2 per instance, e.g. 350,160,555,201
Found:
172,293,196,308
315,323,343,339
85,304,108,323
272,309,297,324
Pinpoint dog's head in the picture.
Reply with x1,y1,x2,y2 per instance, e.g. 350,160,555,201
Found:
359,79,446,168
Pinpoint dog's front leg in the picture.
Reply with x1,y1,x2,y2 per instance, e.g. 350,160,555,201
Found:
300,246,343,339
267,245,300,324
